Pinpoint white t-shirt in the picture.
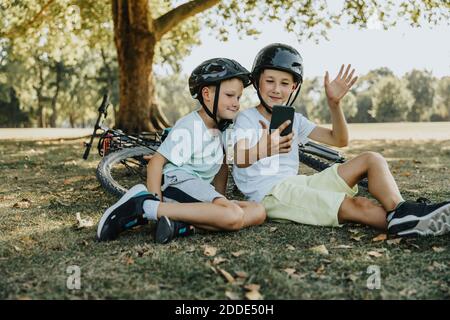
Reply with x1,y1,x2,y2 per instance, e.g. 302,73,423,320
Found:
232,107,316,202
157,110,224,183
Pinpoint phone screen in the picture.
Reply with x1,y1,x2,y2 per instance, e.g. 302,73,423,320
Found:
269,105,295,136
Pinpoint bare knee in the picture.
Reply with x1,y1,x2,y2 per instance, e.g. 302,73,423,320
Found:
223,204,245,231
362,151,386,166
252,202,267,225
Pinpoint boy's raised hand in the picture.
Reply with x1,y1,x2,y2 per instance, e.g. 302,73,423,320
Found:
324,64,358,107
257,120,293,159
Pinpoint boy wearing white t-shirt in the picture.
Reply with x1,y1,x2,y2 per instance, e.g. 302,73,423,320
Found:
233,43,450,237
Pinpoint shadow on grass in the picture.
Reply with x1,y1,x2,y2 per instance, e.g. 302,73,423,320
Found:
0,139,449,299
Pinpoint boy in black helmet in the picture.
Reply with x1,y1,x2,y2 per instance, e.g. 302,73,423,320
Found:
97,58,266,243
232,43,449,237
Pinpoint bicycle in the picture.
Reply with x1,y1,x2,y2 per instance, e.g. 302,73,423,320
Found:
82,94,368,198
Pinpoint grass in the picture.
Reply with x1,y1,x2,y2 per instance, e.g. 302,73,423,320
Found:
0,138,449,299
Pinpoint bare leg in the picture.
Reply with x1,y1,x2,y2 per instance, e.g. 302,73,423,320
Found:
156,197,265,231
337,152,404,211
338,196,388,230
193,201,266,231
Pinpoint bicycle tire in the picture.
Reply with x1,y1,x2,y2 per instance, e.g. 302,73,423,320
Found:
299,151,368,189
96,145,158,197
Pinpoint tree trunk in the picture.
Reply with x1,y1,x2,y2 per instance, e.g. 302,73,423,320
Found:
113,0,158,133
111,0,219,133
49,62,62,127
35,65,46,128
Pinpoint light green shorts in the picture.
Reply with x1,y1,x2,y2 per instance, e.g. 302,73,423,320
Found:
262,164,358,227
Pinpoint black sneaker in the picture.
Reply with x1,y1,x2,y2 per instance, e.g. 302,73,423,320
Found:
97,184,158,241
155,216,195,244
387,198,450,237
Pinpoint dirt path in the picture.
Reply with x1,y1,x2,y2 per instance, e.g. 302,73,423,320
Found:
1,122,449,141
0,128,92,141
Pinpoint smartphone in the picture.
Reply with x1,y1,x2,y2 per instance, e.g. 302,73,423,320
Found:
269,105,295,136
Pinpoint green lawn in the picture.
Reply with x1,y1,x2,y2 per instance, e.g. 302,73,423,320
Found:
0,138,449,299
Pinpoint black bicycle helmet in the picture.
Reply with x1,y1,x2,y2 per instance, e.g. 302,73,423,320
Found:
251,43,304,113
189,58,251,131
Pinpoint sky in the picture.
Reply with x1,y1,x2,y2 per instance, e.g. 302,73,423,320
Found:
178,18,450,79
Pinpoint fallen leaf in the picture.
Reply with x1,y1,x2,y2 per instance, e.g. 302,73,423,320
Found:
245,290,263,300
315,265,325,274
125,257,134,265
212,257,227,265
13,245,22,252
351,235,365,242
286,244,296,251
401,171,411,177
225,291,240,300
17,295,33,300
75,212,94,229
283,268,296,276
432,261,447,270
269,227,278,232
203,245,217,257
291,273,306,280
432,246,445,253
217,268,235,283
372,234,387,242
309,244,329,255
231,250,245,257
235,271,248,279
244,284,261,291
13,199,31,209
347,274,359,282
367,250,383,258
387,238,402,245
400,288,417,297
333,245,353,249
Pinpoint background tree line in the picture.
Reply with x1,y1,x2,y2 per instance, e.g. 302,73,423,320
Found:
1,46,448,128
2,0,449,131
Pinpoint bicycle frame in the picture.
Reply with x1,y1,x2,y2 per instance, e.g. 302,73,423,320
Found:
82,94,167,160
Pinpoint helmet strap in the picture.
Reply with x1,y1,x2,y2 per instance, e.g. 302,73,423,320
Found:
288,83,302,107
254,80,273,114
199,83,231,132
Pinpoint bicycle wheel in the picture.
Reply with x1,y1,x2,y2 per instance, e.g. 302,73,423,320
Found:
299,151,369,189
96,145,158,197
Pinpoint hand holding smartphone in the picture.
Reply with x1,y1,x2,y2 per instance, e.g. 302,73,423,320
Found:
269,105,295,136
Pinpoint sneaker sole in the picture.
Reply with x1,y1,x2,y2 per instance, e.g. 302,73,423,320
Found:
155,216,173,244
97,184,148,239
390,203,450,237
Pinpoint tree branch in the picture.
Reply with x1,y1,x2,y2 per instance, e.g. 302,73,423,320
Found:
1,0,56,38
154,0,220,40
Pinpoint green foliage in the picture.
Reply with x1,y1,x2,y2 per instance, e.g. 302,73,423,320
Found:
154,73,198,123
404,69,435,121
0,85,29,127
1,1,449,126
371,76,414,122
433,76,450,121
